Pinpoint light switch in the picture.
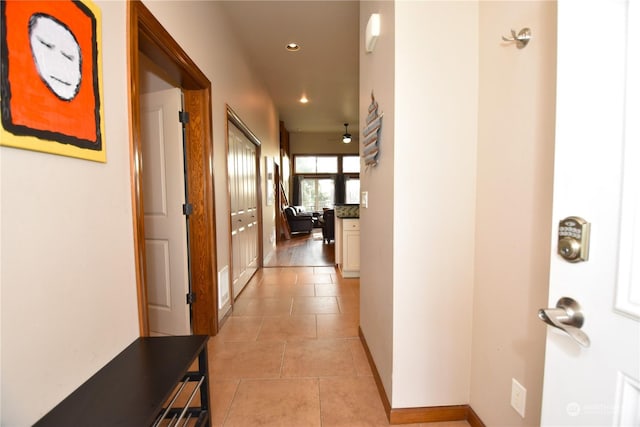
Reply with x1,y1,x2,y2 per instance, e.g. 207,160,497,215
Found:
361,191,368,208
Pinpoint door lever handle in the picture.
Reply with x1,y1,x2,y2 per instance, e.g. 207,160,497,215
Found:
538,297,590,348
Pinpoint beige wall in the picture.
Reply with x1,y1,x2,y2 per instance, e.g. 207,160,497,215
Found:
470,2,556,425
142,1,281,316
1,2,138,424
290,132,359,155
0,1,279,424
360,0,556,420
360,0,478,409
359,0,396,403
392,1,478,407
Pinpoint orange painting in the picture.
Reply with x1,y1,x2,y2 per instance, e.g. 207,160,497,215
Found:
0,0,105,162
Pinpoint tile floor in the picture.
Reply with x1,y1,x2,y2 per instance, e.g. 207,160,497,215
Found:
208,266,470,427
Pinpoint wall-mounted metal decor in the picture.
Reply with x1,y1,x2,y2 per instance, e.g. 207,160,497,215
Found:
362,91,382,167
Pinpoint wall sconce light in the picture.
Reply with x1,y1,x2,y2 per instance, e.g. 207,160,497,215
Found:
365,13,380,53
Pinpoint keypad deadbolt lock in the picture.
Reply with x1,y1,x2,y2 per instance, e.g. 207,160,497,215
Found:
558,216,590,262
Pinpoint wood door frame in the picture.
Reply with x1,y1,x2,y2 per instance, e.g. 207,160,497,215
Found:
225,106,264,305
128,0,218,336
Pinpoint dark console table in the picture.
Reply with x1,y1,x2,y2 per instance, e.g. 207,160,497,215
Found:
34,335,210,427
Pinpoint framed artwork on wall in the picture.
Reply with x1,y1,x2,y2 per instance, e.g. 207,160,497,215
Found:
266,156,275,206
0,0,106,162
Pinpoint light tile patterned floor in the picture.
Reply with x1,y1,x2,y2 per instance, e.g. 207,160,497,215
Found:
208,266,470,427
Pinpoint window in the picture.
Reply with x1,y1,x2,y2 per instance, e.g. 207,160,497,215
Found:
300,178,335,211
292,154,359,207
342,156,360,173
295,156,316,173
294,156,338,174
345,177,360,204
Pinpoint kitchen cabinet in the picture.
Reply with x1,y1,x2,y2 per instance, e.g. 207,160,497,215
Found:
335,217,360,278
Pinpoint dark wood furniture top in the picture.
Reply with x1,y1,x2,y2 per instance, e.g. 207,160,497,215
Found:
34,335,210,427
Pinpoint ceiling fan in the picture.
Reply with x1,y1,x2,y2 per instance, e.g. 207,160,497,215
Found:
342,123,352,144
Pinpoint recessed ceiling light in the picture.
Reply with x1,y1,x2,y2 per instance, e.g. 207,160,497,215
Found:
286,42,300,52
299,95,309,104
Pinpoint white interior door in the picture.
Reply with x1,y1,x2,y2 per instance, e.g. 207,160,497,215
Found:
141,88,191,336
541,1,640,425
228,122,259,299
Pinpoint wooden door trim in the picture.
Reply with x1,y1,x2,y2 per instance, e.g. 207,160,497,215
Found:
128,0,218,336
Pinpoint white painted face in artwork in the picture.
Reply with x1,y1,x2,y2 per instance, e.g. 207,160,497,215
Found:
29,14,82,101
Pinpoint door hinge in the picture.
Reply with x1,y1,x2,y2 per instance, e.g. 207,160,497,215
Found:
182,203,193,216
178,111,190,125
186,292,196,305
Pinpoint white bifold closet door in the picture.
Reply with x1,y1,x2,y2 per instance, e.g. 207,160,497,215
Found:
228,122,259,299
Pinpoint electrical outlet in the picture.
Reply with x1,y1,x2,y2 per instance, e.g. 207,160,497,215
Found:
511,378,526,418
361,191,368,208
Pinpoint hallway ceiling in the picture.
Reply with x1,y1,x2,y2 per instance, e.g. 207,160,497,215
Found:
219,1,360,135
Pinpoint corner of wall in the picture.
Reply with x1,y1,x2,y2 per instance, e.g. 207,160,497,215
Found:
391,0,477,408
358,0,396,406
